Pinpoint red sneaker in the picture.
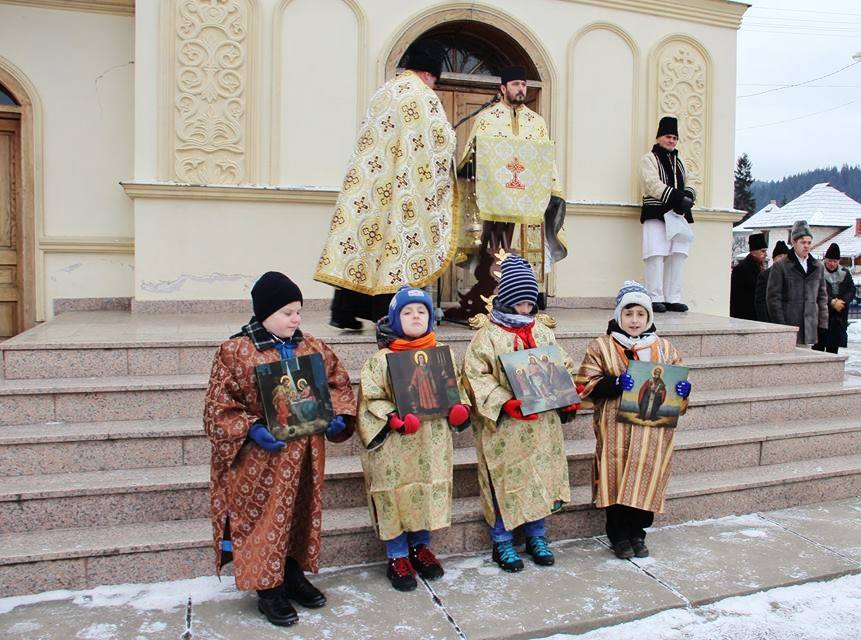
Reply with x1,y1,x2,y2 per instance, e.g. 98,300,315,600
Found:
386,557,417,591
409,544,445,580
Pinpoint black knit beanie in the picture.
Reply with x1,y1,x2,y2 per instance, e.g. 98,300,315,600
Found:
251,272,303,321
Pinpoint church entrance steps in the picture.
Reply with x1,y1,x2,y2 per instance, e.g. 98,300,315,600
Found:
0,308,854,598
0,310,799,380
0,350,850,427
4,418,861,534
1,453,860,598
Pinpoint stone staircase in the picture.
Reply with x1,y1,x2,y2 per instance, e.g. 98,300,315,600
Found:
0,309,860,597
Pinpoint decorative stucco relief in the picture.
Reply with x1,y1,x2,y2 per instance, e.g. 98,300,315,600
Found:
171,0,250,185
655,40,708,201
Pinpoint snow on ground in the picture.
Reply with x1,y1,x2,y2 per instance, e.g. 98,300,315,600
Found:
0,575,242,616
542,573,861,640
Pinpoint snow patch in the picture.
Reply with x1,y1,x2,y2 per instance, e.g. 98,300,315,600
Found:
76,623,118,639
0,576,241,616
8,621,41,633
540,573,861,640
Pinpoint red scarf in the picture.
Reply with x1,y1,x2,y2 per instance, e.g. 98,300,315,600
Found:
495,322,537,350
388,331,438,352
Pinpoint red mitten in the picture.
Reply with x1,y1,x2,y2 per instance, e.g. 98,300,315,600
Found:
502,399,539,421
561,402,581,412
575,383,586,395
401,413,421,435
388,413,405,432
447,403,470,427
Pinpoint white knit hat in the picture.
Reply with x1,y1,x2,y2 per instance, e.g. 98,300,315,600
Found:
614,280,653,328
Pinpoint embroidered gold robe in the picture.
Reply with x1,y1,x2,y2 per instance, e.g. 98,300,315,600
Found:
357,347,469,541
462,321,571,529
314,70,457,295
576,335,685,513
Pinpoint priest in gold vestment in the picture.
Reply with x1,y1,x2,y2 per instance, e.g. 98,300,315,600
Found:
315,41,457,330
448,66,567,319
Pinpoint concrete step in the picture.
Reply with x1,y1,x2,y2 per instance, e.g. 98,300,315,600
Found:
0,310,799,379
0,348,850,427
4,418,861,533
1,453,859,597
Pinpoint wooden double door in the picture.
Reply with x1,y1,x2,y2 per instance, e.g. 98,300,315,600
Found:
0,113,21,339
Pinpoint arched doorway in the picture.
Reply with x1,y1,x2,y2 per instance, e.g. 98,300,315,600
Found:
0,66,37,339
390,20,547,162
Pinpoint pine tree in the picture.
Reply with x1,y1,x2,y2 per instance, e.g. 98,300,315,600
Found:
734,153,757,216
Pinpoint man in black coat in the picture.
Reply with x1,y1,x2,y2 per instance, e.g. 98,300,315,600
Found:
755,241,790,322
730,233,768,320
812,243,856,353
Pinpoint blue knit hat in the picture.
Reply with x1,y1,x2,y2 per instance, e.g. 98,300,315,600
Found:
614,280,653,328
496,255,539,309
387,286,434,337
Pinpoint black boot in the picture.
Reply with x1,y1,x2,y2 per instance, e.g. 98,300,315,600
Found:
630,538,649,558
330,289,363,331
612,539,635,559
257,587,298,626
282,557,326,608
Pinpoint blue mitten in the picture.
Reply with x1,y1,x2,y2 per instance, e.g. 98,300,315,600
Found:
618,372,635,391
248,423,285,452
325,415,347,438
676,380,692,398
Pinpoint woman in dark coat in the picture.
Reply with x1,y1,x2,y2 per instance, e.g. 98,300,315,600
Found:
766,221,828,345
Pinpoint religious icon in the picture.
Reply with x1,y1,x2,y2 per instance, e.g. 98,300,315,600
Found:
386,345,458,419
498,344,579,415
618,360,690,429
255,353,333,441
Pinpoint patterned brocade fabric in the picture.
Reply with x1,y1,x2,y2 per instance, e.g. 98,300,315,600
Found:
203,334,355,590
357,348,470,541
314,71,457,295
462,322,572,529
575,335,683,513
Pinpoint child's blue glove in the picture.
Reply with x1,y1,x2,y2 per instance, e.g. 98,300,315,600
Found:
248,422,285,452
618,372,635,391
325,415,347,438
675,380,692,398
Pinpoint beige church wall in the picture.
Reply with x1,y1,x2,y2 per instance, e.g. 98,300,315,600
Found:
558,207,735,315
133,196,335,302
45,252,134,306
0,3,135,318
568,25,637,202
273,0,361,187
127,0,745,313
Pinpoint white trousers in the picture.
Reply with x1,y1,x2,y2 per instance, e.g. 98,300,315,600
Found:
642,218,691,304
644,253,687,304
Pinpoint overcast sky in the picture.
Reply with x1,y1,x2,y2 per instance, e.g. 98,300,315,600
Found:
735,0,861,181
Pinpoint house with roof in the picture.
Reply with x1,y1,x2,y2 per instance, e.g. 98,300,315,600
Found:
734,183,861,270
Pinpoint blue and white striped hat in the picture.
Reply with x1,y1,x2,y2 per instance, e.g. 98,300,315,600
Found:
496,255,538,310
614,280,653,328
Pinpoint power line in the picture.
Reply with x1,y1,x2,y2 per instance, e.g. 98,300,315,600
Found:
736,97,861,131
738,83,861,88
738,61,860,98
744,21,861,33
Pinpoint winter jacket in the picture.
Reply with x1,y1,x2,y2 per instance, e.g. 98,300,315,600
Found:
754,267,772,322
765,251,828,345
729,254,762,321
819,266,856,350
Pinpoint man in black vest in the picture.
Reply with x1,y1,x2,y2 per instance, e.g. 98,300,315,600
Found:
639,116,695,313
730,233,768,320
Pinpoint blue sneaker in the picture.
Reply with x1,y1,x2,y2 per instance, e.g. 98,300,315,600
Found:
525,535,555,566
492,540,524,572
